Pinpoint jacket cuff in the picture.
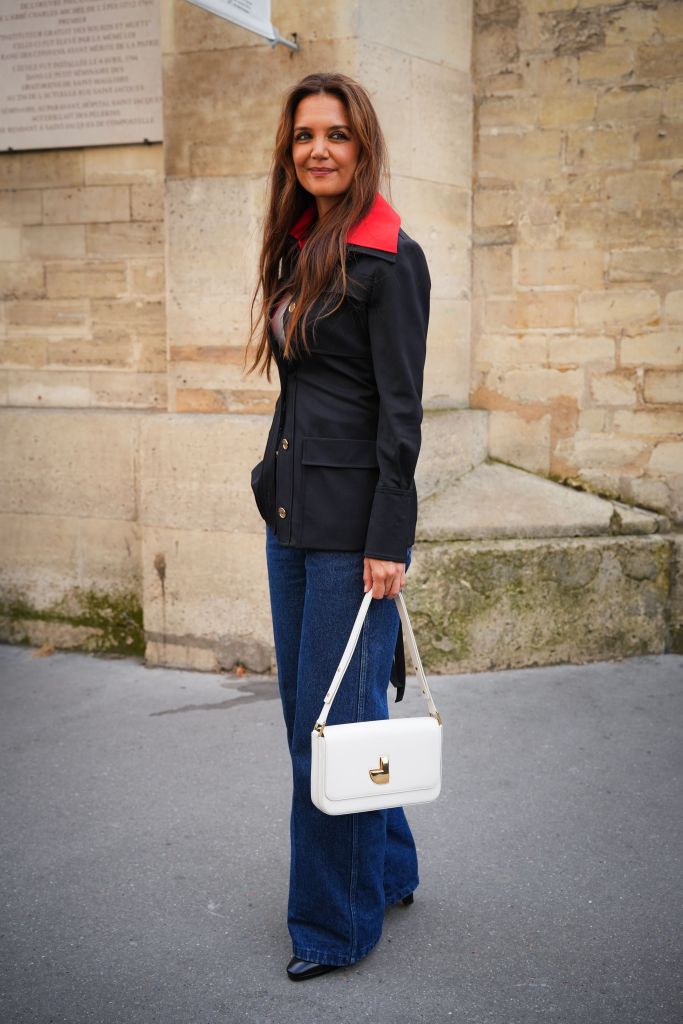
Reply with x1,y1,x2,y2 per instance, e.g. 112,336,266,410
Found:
363,485,417,562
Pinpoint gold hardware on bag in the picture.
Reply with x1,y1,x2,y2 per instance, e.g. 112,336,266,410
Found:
314,721,325,736
369,755,390,785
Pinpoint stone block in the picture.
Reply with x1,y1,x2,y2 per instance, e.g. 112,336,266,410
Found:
493,366,583,403
6,299,88,335
141,524,273,673
663,81,683,119
643,370,683,405
43,186,130,225
46,261,127,299
604,170,669,211
130,183,165,222
359,0,470,70
517,248,604,288
561,202,607,245
0,337,47,368
538,90,595,127
130,261,165,297
416,409,488,499
390,176,469,301
621,331,682,367
604,5,658,45
0,226,22,260
578,47,634,83
657,2,683,37
406,535,670,673
422,297,470,408
565,127,634,167
589,371,638,407
84,144,164,186
0,511,141,608
86,222,163,258
0,409,138,518
489,411,551,474
139,413,268,532
485,292,575,331
0,190,42,227
473,246,513,297
671,534,683,652
649,442,683,476
0,150,83,190
478,94,539,128
635,41,683,80
477,130,563,183
5,370,89,405
410,60,471,186
473,188,517,230
91,299,164,332
609,249,683,283
90,372,167,410
613,409,683,436
572,434,649,469
637,123,683,162
596,86,661,123
0,262,45,299
664,292,683,323
547,335,614,367
474,23,519,80
22,226,86,260
474,332,548,371
577,289,660,330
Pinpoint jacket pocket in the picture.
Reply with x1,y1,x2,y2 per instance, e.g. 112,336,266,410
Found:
300,437,379,549
250,459,269,521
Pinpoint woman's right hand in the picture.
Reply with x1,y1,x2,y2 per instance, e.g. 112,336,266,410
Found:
363,558,406,599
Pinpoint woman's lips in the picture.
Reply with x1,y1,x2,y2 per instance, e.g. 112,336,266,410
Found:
308,168,335,176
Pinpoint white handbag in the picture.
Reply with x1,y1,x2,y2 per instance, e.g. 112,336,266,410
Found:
311,590,443,815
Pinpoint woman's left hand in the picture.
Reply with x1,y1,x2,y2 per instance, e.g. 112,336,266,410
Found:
363,558,406,599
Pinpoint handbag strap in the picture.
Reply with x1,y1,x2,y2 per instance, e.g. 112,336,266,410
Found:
314,590,442,734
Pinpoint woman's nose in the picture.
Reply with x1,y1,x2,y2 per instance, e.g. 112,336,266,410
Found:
310,134,329,158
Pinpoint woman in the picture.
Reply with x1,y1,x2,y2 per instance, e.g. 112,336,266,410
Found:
245,71,431,980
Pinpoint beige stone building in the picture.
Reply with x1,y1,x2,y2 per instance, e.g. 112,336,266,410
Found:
1,0,682,673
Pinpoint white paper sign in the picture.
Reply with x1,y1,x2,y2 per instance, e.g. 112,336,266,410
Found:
184,0,296,48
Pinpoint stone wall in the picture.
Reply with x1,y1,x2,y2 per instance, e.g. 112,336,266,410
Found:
0,145,166,408
471,0,683,523
1,0,473,669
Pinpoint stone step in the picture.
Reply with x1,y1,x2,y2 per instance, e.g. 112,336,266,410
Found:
406,460,679,674
416,409,488,498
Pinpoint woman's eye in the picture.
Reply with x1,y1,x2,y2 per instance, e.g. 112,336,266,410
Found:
294,132,311,142
330,132,349,141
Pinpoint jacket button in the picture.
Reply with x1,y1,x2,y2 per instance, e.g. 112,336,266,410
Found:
281,437,289,450
288,301,296,313
278,506,287,519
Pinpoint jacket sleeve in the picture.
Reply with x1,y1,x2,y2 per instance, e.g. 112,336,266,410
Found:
363,234,430,562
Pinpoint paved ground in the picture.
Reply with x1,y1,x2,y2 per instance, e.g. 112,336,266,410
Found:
0,644,681,1024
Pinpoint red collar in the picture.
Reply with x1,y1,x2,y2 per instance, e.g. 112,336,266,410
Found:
289,193,400,254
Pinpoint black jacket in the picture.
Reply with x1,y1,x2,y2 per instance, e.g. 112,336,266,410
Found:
250,193,431,565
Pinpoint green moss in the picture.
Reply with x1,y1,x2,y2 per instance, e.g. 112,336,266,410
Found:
0,585,144,657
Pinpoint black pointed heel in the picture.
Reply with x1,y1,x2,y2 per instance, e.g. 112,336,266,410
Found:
401,892,414,906
286,956,340,981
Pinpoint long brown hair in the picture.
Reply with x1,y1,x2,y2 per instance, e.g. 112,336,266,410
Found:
243,72,390,380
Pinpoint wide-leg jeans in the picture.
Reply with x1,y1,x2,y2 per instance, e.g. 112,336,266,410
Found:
265,525,420,966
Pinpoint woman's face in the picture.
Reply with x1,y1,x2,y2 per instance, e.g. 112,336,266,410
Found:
291,93,360,216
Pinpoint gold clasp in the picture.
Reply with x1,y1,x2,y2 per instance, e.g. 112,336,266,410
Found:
369,755,390,785
314,721,325,736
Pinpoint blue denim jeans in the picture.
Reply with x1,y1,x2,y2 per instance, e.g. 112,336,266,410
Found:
265,526,420,966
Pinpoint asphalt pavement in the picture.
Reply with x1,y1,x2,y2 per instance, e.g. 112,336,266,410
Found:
0,643,681,1024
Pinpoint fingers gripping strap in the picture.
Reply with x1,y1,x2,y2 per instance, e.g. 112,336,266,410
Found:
315,591,439,727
